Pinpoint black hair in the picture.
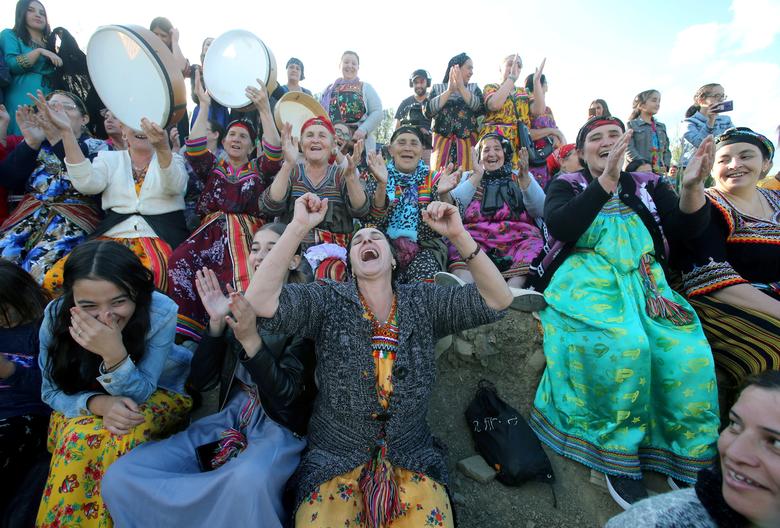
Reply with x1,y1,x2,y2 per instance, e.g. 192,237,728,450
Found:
13,0,50,46
341,50,360,65
628,89,660,121
589,99,611,118
685,83,722,118
739,370,780,395
45,240,155,395
0,260,49,328
525,73,547,93
347,229,401,284
625,158,651,173
207,119,226,145
256,223,312,284
442,52,470,84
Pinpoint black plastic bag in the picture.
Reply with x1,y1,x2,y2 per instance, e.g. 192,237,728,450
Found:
465,379,554,487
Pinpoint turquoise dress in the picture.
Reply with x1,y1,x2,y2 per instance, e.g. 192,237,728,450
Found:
530,194,720,483
1,28,54,135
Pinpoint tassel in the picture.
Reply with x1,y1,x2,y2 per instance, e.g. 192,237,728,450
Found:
358,439,402,528
639,255,694,326
209,386,258,469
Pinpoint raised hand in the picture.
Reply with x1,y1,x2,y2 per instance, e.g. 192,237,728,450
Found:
195,267,230,335
281,122,300,165
29,90,70,133
533,58,546,89
602,129,633,185
169,127,181,151
246,79,269,111
102,396,145,435
292,192,328,231
681,135,714,189
367,150,388,184
346,139,364,176
140,118,169,151
69,307,126,361
353,129,367,141
0,104,9,131
447,65,461,93
436,164,461,195
194,69,211,107
15,106,45,148
470,149,485,180
225,292,262,357
517,147,531,186
422,201,466,239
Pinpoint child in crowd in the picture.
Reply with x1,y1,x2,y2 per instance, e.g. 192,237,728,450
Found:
626,89,670,175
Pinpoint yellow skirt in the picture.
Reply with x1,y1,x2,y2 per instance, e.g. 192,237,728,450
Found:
35,389,192,528
295,466,453,528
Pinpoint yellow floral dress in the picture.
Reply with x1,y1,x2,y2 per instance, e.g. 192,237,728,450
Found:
480,84,532,168
295,295,453,528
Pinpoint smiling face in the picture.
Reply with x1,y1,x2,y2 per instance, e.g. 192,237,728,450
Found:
301,124,335,163
480,137,505,171
340,53,359,80
390,132,423,173
460,59,474,84
719,386,780,526
581,124,623,176
222,124,253,163
120,123,152,152
412,77,427,97
72,278,136,330
48,93,88,137
713,143,772,194
25,1,47,32
334,123,353,153
639,91,661,116
349,228,395,280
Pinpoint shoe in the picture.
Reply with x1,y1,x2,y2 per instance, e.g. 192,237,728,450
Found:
508,287,548,312
434,272,466,287
605,474,648,510
667,476,690,490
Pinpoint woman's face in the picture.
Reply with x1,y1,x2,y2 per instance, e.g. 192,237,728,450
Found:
249,229,301,277
48,93,88,137
334,123,352,153
719,386,780,526
287,63,302,83
560,149,582,174
390,132,423,173
640,92,661,115
103,110,121,137
349,228,395,280
25,1,46,32
121,123,152,152
72,279,136,331
460,59,474,84
589,102,604,117
698,85,726,109
340,53,359,80
713,143,772,194
582,124,623,176
480,137,505,171
301,124,334,163
222,125,253,161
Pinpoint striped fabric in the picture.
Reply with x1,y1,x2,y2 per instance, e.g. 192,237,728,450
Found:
430,133,477,172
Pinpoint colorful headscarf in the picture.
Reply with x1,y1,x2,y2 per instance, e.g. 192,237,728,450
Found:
575,116,626,149
301,116,336,138
478,133,523,217
385,159,429,242
715,127,775,161
226,119,257,143
391,125,424,144
547,144,577,176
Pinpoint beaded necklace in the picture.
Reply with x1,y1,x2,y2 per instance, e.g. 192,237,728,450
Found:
359,292,399,360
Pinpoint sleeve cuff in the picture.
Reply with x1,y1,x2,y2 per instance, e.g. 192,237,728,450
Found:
96,356,136,392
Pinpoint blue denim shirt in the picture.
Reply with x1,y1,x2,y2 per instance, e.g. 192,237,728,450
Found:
39,291,191,418
679,112,734,167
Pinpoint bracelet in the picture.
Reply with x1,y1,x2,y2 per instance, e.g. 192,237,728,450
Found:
16,53,32,69
463,244,481,264
100,354,129,375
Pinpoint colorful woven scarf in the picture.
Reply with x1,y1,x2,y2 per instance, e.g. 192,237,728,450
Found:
385,159,428,242
210,384,259,469
480,162,523,217
638,253,693,326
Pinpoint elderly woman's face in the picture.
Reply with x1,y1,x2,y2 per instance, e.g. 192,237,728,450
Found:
480,137,505,171
120,123,152,151
222,125,253,161
349,228,394,280
48,93,88,137
719,386,780,526
582,124,623,176
340,54,359,80
390,132,422,173
713,143,772,195
301,124,334,163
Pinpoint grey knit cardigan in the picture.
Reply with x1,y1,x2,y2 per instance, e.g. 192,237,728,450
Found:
260,280,504,509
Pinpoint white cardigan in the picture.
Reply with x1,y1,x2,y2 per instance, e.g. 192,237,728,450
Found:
66,151,187,238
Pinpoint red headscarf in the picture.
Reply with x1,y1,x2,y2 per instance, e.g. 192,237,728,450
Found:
301,116,336,137
547,143,577,176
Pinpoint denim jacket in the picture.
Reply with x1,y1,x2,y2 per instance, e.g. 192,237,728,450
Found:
679,112,734,167
39,291,192,418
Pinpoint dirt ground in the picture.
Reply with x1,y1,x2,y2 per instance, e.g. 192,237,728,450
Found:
427,311,625,528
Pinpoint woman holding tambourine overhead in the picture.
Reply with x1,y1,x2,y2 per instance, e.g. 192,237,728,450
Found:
167,70,282,341
321,50,382,154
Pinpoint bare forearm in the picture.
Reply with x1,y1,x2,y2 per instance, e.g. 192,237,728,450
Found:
487,80,513,111
62,128,86,164
191,103,210,138
529,128,556,141
372,182,387,210
268,162,292,202
345,174,367,209
258,104,280,146
678,183,706,214
87,394,114,416
450,231,512,310
245,222,308,317
712,284,780,320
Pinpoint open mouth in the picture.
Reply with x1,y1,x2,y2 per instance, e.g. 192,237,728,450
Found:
134,133,148,140
360,248,379,262
726,468,767,490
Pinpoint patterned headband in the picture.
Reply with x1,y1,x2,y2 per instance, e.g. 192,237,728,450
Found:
576,116,626,150
301,116,335,137
715,127,775,161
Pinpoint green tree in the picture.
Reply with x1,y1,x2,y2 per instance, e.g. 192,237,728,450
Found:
375,108,395,146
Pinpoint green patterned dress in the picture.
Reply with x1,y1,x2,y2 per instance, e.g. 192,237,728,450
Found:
530,194,720,483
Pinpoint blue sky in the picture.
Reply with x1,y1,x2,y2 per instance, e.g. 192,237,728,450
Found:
5,0,779,150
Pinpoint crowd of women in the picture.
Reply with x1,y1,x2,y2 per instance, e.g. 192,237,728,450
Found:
1,0,779,527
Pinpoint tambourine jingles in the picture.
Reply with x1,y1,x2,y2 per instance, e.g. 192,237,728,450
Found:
203,30,278,110
87,25,186,130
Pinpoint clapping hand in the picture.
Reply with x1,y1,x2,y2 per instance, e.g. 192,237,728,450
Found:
533,58,546,91
345,139,364,177
225,292,262,357
281,122,300,165
602,130,633,187
292,192,328,232
470,148,485,181
15,106,45,148
169,127,181,151
447,65,461,93
422,201,465,239
367,150,388,185
436,163,461,196
195,267,231,335
29,90,70,134
0,104,9,131
517,147,531,188
681,135,714,189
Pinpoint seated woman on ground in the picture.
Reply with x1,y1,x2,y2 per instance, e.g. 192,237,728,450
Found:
36,240,192,528
0,260,50,518
101,223,316,528
437,133,546,311
363,123,459,283
681,127,779,405
528,116,721,510
0,90,106,282
260,116,368,281
245,193,512,528
606,369,780,528
28,91,188,295
167,70,281,341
